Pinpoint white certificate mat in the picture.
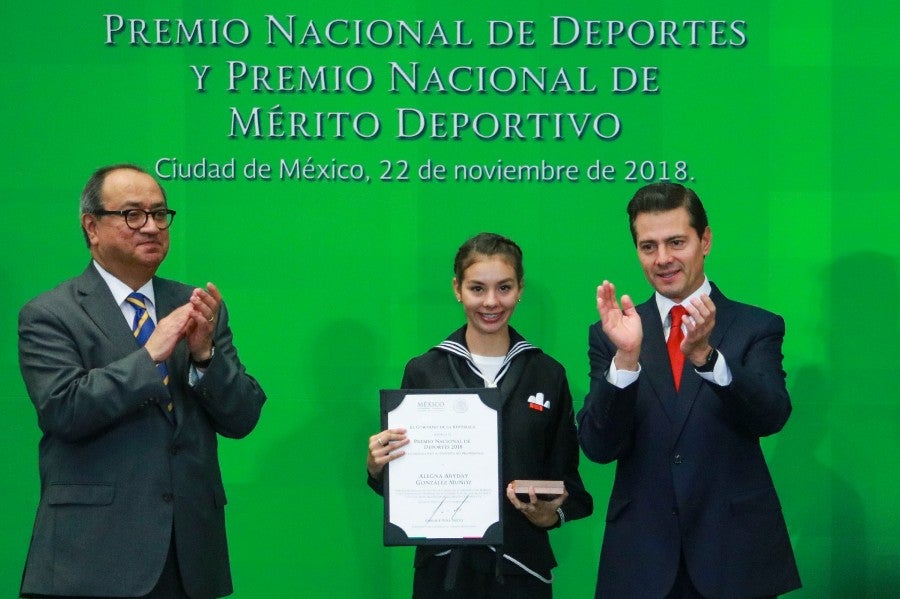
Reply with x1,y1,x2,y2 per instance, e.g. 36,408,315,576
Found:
380,388,502,546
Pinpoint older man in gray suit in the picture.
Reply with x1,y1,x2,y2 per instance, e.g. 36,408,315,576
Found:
18,164,266,598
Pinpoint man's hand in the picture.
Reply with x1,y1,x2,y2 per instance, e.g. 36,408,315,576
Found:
683,294,716,366
597,280,643,370
141,282,222,365
143,304,193,363
185,283,221,363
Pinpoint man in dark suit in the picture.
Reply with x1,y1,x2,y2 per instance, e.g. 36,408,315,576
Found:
577,183,800,598
18,164,266,598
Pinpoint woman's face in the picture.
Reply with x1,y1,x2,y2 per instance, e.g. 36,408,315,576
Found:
454,254,523,341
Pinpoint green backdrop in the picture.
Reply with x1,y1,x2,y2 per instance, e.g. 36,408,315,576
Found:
2,1,898,597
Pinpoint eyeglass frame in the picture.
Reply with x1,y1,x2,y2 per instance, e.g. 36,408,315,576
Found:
92,208,177,230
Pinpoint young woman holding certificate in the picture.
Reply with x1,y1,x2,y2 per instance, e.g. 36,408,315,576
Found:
366,232,593,598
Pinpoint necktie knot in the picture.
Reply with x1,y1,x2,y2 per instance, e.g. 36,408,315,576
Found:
125,292,148,313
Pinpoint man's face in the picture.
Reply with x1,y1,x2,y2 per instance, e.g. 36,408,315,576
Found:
633,207,711,302
82,169,169,283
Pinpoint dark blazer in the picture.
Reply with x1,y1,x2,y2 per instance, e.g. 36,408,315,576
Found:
370,326,593,581
18,264,266,599
577,283,800,599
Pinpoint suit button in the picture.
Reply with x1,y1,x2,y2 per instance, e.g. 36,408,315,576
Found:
162,492,174,503
169,445,180,455
673,454,684,465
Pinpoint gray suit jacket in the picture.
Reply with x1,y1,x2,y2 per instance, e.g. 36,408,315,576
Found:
18,264,266,598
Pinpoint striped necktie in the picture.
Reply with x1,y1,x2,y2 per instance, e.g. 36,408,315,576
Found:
126,293,173,414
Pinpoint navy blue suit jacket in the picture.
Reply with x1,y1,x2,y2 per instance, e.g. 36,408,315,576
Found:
18,264,266,598
577,283,800,598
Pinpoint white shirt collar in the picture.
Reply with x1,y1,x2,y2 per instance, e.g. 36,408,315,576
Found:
92,260,156,310
655,276,711,325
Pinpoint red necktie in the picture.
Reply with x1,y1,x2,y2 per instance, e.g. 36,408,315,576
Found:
667,305,687,391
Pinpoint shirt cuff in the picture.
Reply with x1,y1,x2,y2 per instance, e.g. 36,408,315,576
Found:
188,363,205,386
695,350,733,386
607,359,641,389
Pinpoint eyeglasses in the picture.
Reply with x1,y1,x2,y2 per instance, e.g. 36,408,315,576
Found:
93,208,176,230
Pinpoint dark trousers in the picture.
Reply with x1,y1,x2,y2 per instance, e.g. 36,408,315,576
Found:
666,551,776,599
142,534,190,599
412,548,552,599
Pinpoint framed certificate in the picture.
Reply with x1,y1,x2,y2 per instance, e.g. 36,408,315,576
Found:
380,388,502,546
